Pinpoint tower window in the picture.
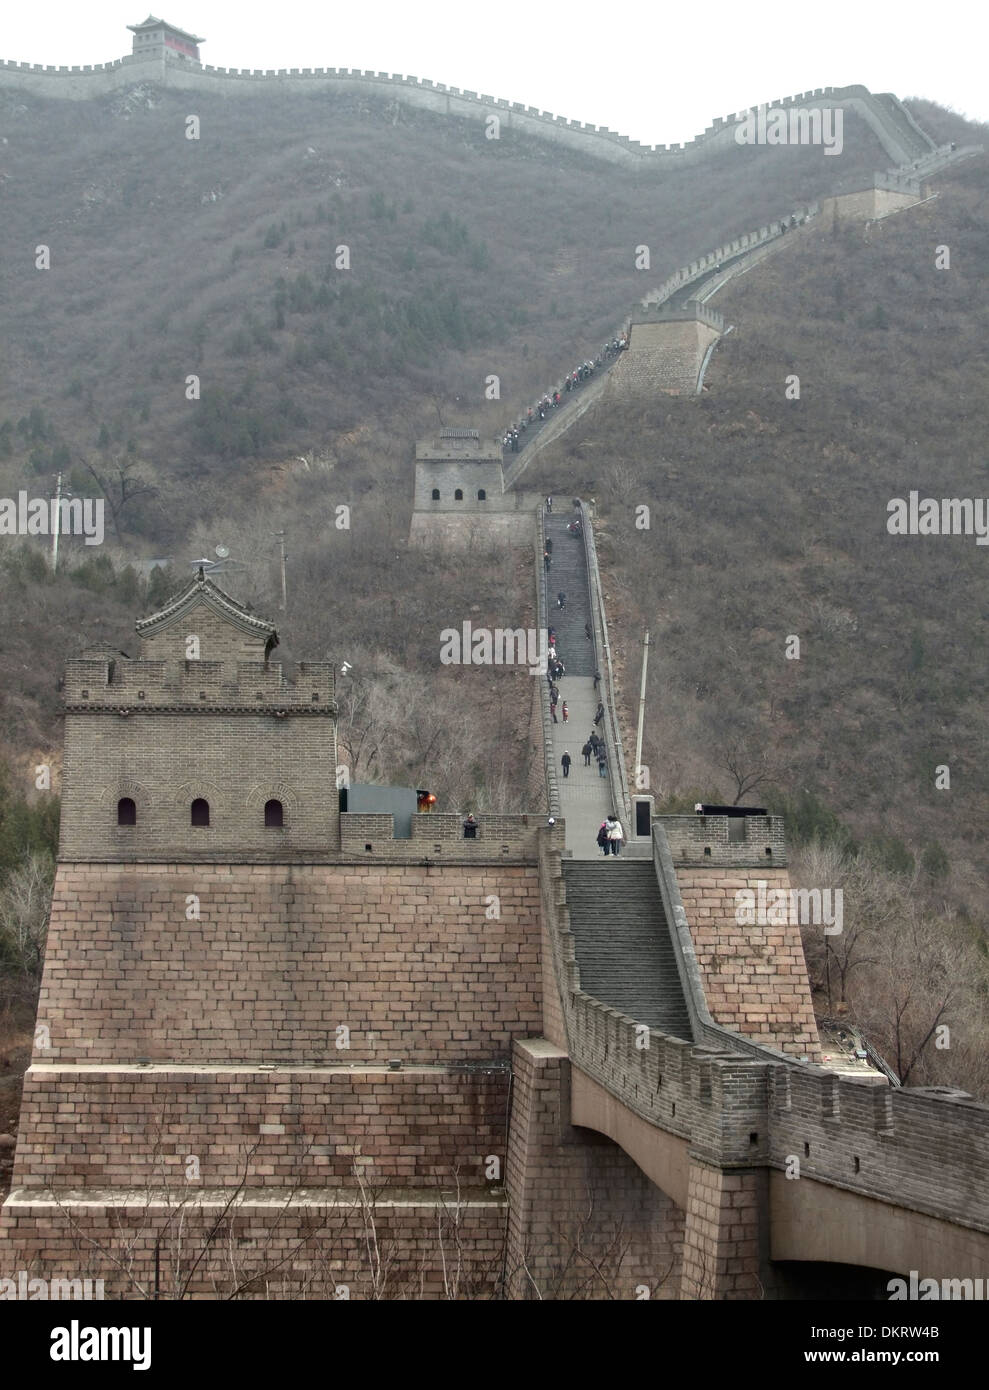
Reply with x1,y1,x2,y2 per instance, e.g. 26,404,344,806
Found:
477,489,486,501
454,488,463,501
191,798,210,827
264,799,284,828
117,797,136,826
431,488,440,501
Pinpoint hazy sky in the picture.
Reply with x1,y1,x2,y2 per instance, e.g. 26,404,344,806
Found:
5,0,986,146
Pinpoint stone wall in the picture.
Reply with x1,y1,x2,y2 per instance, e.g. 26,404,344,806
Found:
60,709,339,862
0,1192,506,1299
676,867,821,1059
819,186,923,221
338,811,545,861
606,318,722,396
12,1064,510,1190
662,814,788,867
504,1039,684,1299
539,835,989,1255
33,862,543,1065
0,60,937,170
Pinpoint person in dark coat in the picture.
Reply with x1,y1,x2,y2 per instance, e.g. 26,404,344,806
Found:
581,741,592,766
594,702,605,726
561,751,572,778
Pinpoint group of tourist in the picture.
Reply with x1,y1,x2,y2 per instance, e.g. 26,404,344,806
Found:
501,335,628,454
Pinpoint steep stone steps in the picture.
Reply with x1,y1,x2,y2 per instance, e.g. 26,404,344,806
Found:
541,511,596,678
561,860,692,1039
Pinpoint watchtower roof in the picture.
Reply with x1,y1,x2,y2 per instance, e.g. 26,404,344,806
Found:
136,570,277,650
127,14,205,43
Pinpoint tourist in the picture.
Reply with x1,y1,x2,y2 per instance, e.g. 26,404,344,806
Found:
581,740,592,766
596,821,610,855
561,750,571,779
463,814,478,840
607,815,624,856
597,751,608,778
561,701,569,724
594,702,605,726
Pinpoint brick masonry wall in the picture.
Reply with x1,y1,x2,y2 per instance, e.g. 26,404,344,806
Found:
506,1040,683,1299
677,867,822,1059
0,1194,506,1299
339,812,542,861
662,814,787,866
60,711,339,861
606,319,721,396
682,1161,763,1299
413,458,506,510
12,1066,511,1191
819,187,921,220
35,863,542,1065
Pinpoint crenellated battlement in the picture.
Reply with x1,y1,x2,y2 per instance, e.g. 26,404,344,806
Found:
0,46,940,172
63,655,336,712
539,837,989,1242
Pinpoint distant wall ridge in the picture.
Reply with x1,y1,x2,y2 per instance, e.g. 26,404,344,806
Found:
0,52,945,171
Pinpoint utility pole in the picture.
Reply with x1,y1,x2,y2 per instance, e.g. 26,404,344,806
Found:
273,530,287,610
51,472,63,574
634,629,650,790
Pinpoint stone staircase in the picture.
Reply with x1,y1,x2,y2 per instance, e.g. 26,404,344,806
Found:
562,860,692,1038
543,509,596,677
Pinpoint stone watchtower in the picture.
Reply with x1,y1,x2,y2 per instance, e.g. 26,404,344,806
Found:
59,568,339,862
413,428,506,512
127,14,205,62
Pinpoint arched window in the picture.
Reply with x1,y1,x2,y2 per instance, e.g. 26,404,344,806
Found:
191,798,210,827
264,799,284,828
477,489,487,501
431,487,440,501
454,488,463,501
117,797,136,826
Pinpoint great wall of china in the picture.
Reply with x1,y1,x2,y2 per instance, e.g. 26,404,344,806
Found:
1,28,987,1300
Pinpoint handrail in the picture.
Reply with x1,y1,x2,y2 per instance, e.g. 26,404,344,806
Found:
535,509,560,819
579,502,634,833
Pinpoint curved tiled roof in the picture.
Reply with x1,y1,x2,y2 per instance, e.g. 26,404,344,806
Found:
135,571,277,644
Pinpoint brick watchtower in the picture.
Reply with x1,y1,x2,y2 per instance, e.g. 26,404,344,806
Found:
59,568,339,863
127,14,205,62
0,572,548,1297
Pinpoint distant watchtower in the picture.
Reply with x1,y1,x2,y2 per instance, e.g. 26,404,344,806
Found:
413,429,506,512
127,14,205,62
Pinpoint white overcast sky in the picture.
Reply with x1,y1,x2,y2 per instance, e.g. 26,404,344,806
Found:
5,0,986,146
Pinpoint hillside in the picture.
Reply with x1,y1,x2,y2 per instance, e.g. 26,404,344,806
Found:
0,79,900,792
